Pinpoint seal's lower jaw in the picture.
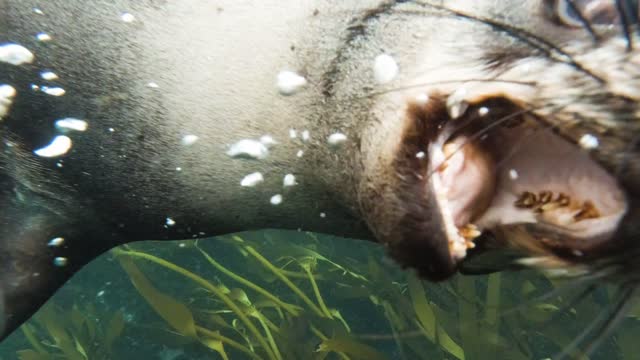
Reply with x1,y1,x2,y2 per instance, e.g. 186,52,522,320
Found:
427,105,627,273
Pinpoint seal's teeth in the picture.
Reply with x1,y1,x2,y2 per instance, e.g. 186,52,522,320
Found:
538,191,552,204
515,191,538,208
459,223,481,240
574,200,600,221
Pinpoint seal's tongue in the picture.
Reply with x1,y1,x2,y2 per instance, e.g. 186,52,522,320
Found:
429,114,627,265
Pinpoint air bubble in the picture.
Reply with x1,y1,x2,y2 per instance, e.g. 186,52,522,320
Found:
55,118,88,132
34,135,72,157
227,139,269,159
240,172,264,187
41,86,66,96
260,135,278,148
301,130,310,141
40,71,59,81
53,257,68,267
373,54,399,84
36,33,52,42
165,217,176,226
120,13,136,22
579,134,599,149
0,43,34,65
47,237,65,247
181,134,199,146
328,133,348,146
276,71,307,95
283,174,297,187
270,194,283,205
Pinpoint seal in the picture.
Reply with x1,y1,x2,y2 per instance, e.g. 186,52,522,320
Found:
0,0,638,342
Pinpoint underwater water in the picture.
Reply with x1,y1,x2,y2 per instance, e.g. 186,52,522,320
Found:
0,230,637,360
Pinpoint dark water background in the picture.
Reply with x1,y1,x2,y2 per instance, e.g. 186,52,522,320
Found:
0,230,636,360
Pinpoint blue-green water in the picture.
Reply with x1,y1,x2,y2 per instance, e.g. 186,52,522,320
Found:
0,230,635,359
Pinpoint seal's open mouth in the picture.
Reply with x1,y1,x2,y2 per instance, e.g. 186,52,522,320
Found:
385,96,628,280
431,106,627,258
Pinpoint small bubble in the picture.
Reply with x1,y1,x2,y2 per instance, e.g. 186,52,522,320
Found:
97,290,105,297
509,169,519,180
276,71,307,95
579,134,599,149
373,54,399,84
259,135,278,148
55,118,88,132
53,257,68,267
270,194,283,205
108,127,115,132
0,43,35,65
165,217,176,226
181,134,199,146
41,86,65,96
178,243,187,248
36,33,52,42
147,82,159,88
416,151,425,159
34,135,72,158
227,139,269,159
40,71,58,81
301,130,310,141
48,237,65,247
120,12,136,22
296,150,304,158
33,8,44,15
328,132,348,146
283,174,297,187
176,167,182,171
289,129,297,139
240,172,264,187
478,107,489,116
320,212,326,218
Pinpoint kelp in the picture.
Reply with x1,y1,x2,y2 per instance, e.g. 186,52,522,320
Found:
2,230,636,359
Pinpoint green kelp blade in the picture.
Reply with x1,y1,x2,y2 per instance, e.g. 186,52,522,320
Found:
16,350,52,360
36,306,85,360
408,275,465,360
70,306,85,337
316,336,387,360
200,334,230,360
105,310,125,351
118,257,198,339
280,244,369,282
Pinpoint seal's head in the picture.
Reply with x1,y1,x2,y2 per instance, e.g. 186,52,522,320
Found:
356,0,639,283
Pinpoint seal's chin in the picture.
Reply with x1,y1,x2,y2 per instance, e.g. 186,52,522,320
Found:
427,100,628,274
380,95,628,281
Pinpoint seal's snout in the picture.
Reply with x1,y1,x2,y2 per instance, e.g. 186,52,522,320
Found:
361,94,628,281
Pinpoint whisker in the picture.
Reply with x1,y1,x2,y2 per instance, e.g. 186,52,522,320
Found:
414,1,606,84
616,0,635,51
566,0,601,43
426,105,538,180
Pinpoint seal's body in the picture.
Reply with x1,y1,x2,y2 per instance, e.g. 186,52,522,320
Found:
1,0,639,340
